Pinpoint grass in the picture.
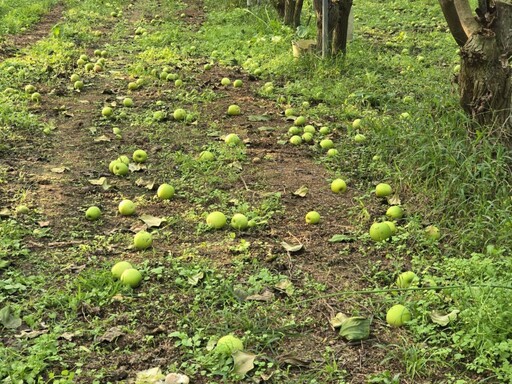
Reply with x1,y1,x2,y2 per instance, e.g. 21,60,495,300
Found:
0,0,511,382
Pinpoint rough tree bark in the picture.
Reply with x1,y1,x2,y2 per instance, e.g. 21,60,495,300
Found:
313,0,353,55
273,0,303,27
439,0,512,138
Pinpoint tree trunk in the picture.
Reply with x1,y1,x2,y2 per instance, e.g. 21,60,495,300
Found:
284,0,303,27
313,0,339,55
332,0,353,54
440,0,512,138
273,0,285,18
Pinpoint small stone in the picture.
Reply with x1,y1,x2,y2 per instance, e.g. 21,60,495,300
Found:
165,373,190,384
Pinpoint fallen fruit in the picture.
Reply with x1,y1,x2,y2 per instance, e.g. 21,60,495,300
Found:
305,211,321,224
133,149,148,163
386,206,403,220
331,179,347,193
320,139,334,150
289,135,302,145
112,261,133,279
369,222,392,242
157,183,175,199
221,77,231,86
214,334,244,355
198,150,215,161
386,304,412,327
383,221,397,235
118,200,136,216
327,148,339,157
85,206,101,221
425,225,441,240
396,271,419,288
231,213,249,230
123,98,134,107
294,116,306,126
113,162,129,176
206,211,227,229
120,268,143,288
233,79,243,88
225,133,241,146
102,106,113,118
375,183,392,197
134,231,153,250
173,108,187,121
227,105,241,116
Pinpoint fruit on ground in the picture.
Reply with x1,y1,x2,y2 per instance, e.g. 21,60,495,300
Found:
233,79,243,88
231,213,249,230
153,111,165,121
85,206,101,221
134,231,153,250
352,119,362,129
133,149,148,163
113,162,129,176
302,132,313,142
425,225,441,240
383,221,397,235
303,125,316,134
319,126,330,135
173,108,187,121
102,106,113,117
288,126,302,135
15,205,29,214
221,77,231,86
284,108,297,117
305,211,321,224
289,135,302,145
111,261,133,279
74,80,84,90
386,206,403,220
369,222,392,242
118,200,136,216
24,84,36,93
331,178,347,193
327,148,339,157
118,155,130,165
157,183,175,199
206,211,227,229
227,105,241,116
70,74,80,82
294,116,306,126
128,81,138,90
225,133,241,146
375,183,392,197
123,98,134,107
354,133,366,142
31,92,41,102
214,335,244,355
120,268,143,288
386,304,412,327
198,150,215,161
396,271,419,288
320,139,334,149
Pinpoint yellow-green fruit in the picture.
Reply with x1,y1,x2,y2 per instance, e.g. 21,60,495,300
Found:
331,179,347,193
118,200,136,216
134,231,153,250
221,77,231,86
386,206,403,219
157,183,175,199
305,211,321,224
123,98,134,107
206,211,227,229
132,149,148,163
302,132,314,142
233,79,243,88
289,135,302,145
214,334,244,355
396,271,419,288
113,162,129,176
386,304,412,327
303,125,316,134
198,151,215,161
111,261,133,279
102,106,113,118
120,268,142,288
320,139,334,149
425,225,441,240
85,206,101,221
294,116,306,126
375,183,392,197
231,213,249,230
383,221,397,235
173,108,187,121
225,133,241,146
16,205,29,214
227,105,241,116
118,155,130,165
369,222,392,242
284,108,297,117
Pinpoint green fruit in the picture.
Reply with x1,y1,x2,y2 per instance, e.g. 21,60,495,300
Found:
221,77,231,86
425,225,441,240
70,74,80,82
303,125,316,134
113,162,129,176
93,64,103,72
352,119,362,129
214,334,244,355
206,211,227,229
289,135,302,145
94,49,101,57
134,231,153,250
302,132,314,142
74,80,84,90
120,268,143,288
284,108,297,117
396,271,419,288
305,211,320,224
15,205,29,214
133,149,148,163
198,150,215,161
118,200,136,216
231,213,249,230
118,155,130,165
386,206,403,219
319,126,330,135
353,133,366,143
319,139,334,150
157,183,175,199
227,105,241,116
331,179,347,193
233,79,243,88
109,160,121,173
123,98,134,107
204,63,213,70
24,84,36,93
294,116,306,126
153,111,165,121
175,79,183,87
225,133,241,146
80,54,89,61
288,126,302,135
383,221,397,235
173,108,187,120
128,82,138,90
85,63,94,71
386,304,412,327
375,183,392,197
327,148,338,157
369,222,392,242
31,92,41,102
102,106,113,118
112,261,133,279
85,206,101,221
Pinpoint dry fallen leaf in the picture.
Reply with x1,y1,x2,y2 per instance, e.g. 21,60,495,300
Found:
50,167,69,173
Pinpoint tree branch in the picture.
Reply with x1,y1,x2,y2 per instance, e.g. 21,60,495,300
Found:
438,0,468,46
454,0,481,36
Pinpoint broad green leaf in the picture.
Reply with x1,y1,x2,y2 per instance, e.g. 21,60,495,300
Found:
0,305,22,329
275,279,294,296
281,241,303,253
140,214,166,228
328,234,354,243
248,114,271,122
233,351,256,376
339,316,371,341
430,309,460,326
187,272,204,286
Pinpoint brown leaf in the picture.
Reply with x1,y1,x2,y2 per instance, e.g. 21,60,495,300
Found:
94,135,111,142
15,329,48,339
293,185,308,197
139,214,166,228
387,193,401,205
98,326,124,342
50,167,69,173
245,289,275,302
38,221,50,227
277,353,311,367
233,351,256,376
129,163,146,172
